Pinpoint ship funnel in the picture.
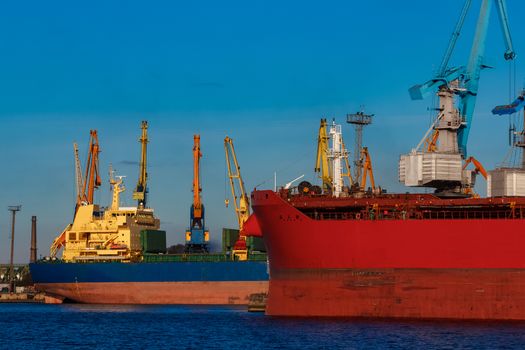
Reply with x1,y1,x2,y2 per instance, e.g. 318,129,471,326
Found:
30,216,37,263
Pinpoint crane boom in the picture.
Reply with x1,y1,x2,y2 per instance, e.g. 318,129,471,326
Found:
360,147,375,191
224,136,250,260
315,119,332,193
73,142,84,209
463,156,488,179
77,130,101,206
133,121,149,208
437,0,472,77
224,137,250,230
493,91,525,115
192,135,202,220
494,0,515,60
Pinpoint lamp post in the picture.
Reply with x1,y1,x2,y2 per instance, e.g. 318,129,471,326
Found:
8,205,21,294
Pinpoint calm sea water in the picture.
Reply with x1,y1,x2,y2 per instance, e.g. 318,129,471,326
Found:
1,304,525,349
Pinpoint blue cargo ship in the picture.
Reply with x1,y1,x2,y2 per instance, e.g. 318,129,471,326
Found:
30,257,268,304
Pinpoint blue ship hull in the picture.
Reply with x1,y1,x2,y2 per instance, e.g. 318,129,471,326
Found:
29,261,269,305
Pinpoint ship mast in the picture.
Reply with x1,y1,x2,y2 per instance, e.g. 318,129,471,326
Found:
328,120,347,197
109,165,126,211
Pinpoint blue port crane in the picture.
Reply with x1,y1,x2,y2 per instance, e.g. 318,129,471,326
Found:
409,0,515,157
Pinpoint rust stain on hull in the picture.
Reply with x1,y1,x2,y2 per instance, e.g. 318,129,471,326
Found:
36,281,268,305
267,268,525,320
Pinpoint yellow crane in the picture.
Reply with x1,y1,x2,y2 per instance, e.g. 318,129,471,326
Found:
425,130,440,152
72,130,101,211
315,119,332,193
133,121,149,208
462,156,488,196
360,147,376,191
185,134,209,253
224,136,249,261
53,130,101,256
83,130,102,205
341,140,354,188
315,119,353,193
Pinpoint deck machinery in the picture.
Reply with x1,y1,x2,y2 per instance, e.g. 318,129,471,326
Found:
315,118,376,197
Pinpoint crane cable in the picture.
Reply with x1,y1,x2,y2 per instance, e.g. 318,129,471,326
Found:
505,58,520,168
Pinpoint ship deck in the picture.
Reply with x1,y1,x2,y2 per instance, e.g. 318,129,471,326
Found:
278,191,525,221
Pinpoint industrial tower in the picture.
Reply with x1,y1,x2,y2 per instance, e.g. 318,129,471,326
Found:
347,111,373,184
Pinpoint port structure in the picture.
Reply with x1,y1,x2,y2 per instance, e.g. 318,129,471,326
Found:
185,135,209,253
8,205,21,294
224,136,249,260
488,91,525,196
493,91,525,168
347,111,372,186
400,0,516,196
133,121,149,208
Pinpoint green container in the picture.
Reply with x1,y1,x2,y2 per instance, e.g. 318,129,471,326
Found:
222,228,240,252
140,230,167,254
247,236,266,253
248,252,268,261
222,228,266,253
143,253,230,263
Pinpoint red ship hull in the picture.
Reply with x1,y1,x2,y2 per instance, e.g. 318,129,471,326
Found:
247,190,525,319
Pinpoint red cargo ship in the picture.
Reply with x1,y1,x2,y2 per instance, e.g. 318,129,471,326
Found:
245,189,525,320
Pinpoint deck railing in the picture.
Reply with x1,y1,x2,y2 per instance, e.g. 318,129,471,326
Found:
303,209,525,221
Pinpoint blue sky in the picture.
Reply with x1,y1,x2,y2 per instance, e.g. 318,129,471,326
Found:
1,0,525,262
